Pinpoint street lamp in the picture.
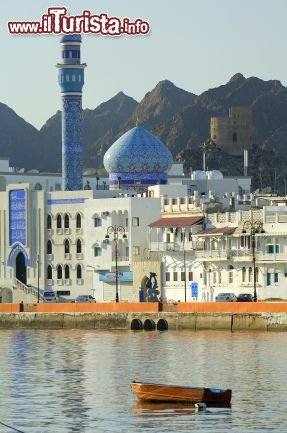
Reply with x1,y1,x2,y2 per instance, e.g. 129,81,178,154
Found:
104,225,127,302
242,219,263,302
37,254,40,303
181,229,187,302
96,176,100,190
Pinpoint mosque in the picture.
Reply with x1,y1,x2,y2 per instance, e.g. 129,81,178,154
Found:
0,36,260,304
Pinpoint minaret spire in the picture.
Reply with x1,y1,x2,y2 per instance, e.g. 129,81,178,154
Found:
56,34,87,191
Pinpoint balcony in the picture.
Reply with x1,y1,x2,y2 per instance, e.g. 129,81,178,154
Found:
112,255,129,263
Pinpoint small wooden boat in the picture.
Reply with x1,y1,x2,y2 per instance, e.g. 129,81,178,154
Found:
131,381,232,405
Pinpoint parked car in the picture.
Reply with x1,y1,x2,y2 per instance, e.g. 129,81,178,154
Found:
75,295,95,303
215,293,237,302
43,291,57,303
237,293,254,302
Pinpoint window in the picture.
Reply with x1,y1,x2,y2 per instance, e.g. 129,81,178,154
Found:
56,290,70,296
56,214,62,228
213,272,217,284
72,74,76,82
76,265,82,279
47,240,52,255
173,272,178,282
267,245,274,254
47,265,52,280
47,215,52,229
64,214,70,229
94,247,102,257
76,213,82,228
267,272,271,286
229,272,233,284
125,218,129,227
132,217,139,226
181,272,186,281
94,217,102,227
133,246,140,256
242,267,246,282
57,265,62,280
66,74,70,82
275,244,279,254
76,239,82,254
255,267,259,283
64,239,70,254
233,132,237,142
274,272,279,283
166,272,170,282
188,272,193,281
64,265,70,279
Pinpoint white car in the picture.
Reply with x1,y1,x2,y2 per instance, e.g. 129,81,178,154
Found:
43,291,57,303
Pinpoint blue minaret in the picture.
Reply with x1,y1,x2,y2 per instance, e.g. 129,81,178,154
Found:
57,35,86,190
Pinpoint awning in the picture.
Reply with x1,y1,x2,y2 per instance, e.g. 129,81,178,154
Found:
149,215,204,228
195,227,236,236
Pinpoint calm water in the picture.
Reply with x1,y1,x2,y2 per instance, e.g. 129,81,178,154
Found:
0,329,286,432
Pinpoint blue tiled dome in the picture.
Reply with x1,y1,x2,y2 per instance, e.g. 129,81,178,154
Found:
104,127,173,174
61,34,82,43
103,127,173,190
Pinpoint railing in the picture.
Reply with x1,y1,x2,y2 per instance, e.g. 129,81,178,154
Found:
112,256,129,262
13,279,44,300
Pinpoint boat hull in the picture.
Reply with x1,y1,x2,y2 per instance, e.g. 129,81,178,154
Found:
131,382,232,405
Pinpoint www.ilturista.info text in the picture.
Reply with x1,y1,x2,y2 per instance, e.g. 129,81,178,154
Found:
8,7,150,36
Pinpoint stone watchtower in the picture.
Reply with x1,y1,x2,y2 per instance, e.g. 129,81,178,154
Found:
210,106,253,156
57,35,87,190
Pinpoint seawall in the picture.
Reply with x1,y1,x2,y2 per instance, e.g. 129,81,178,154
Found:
0,302,287,331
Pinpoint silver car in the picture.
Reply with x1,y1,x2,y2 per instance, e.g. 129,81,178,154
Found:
215,292,237,302
75,295,95,303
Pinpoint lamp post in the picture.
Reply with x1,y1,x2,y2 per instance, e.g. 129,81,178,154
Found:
182,229,187,302
104,225,127,302
242,219,263,302
284,178,286,197
37,254,40,303
96,176,99,190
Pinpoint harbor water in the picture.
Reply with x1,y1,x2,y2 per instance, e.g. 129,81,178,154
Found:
0,329,287,432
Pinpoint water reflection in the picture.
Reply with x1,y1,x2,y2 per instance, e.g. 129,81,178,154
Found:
0,330,287,432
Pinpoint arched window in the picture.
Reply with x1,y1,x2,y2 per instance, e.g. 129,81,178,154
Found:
57,265,62,280
64,239,70,254
72,74,76,82
64,265,70,279
56,214,62,229
66,74,70,82
47,240,52,255
76,239,82,253
47,265,52,280
248,267,253,283
242,267,246,283
47,214,52,229
76,264,82,279
35,183,42,190
76,213,82,228
64,214,70,229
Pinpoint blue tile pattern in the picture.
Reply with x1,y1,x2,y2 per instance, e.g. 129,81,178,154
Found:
103,127,173,189
62,95,83,190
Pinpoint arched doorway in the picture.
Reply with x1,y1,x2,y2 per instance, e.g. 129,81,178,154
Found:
16,252,27,284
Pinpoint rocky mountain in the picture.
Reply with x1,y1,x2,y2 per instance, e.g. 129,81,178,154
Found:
0,103,42,170
1,74,287,192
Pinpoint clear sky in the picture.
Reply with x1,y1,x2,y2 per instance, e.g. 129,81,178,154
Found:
2,0,287,129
